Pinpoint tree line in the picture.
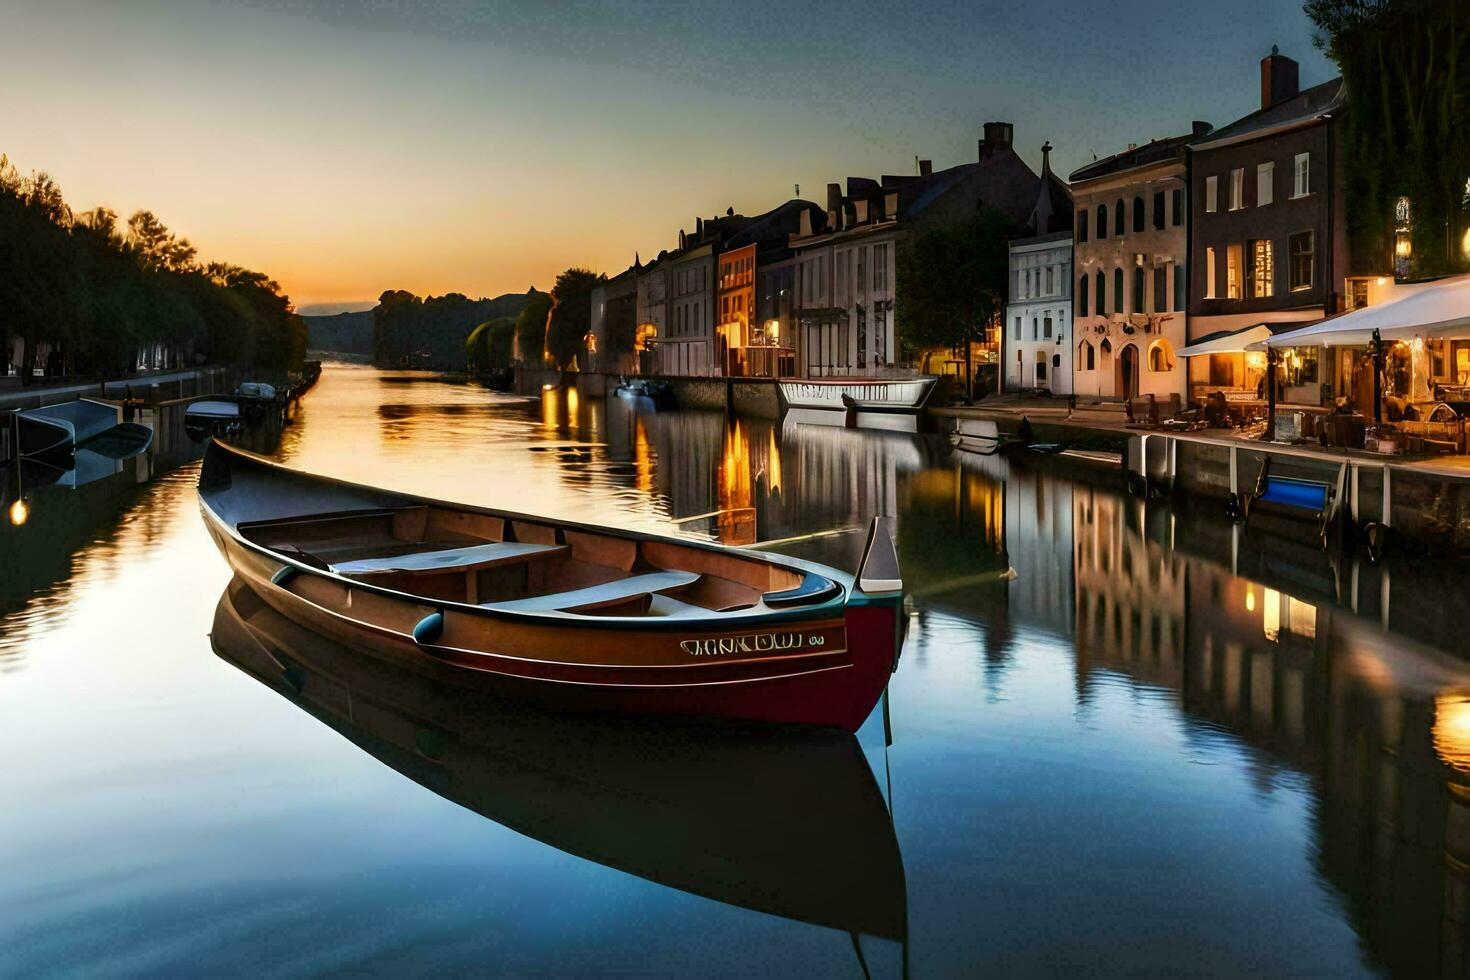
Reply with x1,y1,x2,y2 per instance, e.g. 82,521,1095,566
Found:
373,288,537,370
0,154,306,385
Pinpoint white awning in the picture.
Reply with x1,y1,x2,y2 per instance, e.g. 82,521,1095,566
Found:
1178,324,1275,358
1264,274,1470,347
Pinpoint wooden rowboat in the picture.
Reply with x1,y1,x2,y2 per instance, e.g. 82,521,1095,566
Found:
198,439,904,731
211,577,908,943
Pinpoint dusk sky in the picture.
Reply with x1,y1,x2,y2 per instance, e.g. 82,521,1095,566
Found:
2,0,1335,313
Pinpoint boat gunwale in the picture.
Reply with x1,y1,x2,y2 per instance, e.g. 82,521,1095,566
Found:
200,439,857,633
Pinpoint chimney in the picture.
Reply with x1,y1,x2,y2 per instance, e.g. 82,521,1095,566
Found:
919,159,933,177
981,121,1014,159
1192,120,1213,138
695,216,704,239
1260,46,1299,110
1039,142,1053,177
826,182,842,211
679,229,686,249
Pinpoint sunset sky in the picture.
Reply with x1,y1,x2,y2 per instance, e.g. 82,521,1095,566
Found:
2,0,1334,314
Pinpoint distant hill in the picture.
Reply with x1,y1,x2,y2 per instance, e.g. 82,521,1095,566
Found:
304,310,373,356
372,289,540,371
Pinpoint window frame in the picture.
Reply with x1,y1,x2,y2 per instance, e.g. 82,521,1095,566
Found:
1256,162,1274,207
1229,168,1244,210
1292,152,1311,198
1288,230,1314,292
1205,176,1218,214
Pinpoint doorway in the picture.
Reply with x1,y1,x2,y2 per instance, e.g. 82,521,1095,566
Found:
1117,343,1139,399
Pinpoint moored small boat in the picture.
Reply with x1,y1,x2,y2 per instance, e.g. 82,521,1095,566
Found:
613,377,675,409
778,377,937,431
184,397,245,442
15,398,123,458
197,439,904,731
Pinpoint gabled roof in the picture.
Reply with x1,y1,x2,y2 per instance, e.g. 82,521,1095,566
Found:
1069,131,1197,184
1191,78,1344,150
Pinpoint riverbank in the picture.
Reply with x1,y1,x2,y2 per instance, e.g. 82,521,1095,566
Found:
936,400,1470,553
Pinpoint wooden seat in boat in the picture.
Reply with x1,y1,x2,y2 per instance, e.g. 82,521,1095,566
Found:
331,541,565,576
486,570,700,613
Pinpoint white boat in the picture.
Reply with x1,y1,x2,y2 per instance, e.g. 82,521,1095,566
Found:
184,398,244,441
14,398,121,458
777,378,937,432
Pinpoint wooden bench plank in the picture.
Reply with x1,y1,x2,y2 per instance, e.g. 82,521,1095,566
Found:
332,541,564,576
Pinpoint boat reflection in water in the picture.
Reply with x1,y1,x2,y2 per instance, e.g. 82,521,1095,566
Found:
210,577,908,964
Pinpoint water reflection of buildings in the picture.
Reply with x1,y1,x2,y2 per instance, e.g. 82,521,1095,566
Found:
1061,478,1470,977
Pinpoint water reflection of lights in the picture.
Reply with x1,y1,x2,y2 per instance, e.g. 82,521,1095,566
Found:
1434,693,1470,772
633,416,654,494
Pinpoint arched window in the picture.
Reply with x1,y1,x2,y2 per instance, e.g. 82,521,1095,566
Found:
1113,268,1124,313
1095,270,1106,315
1132,196,1145,233
1114,199,1125,237
1078,209,1089,243
1079,340,1095,371
1148,339,1176,372
1132,266,1145,312
1096,204,1107,241
1078,274,1089,313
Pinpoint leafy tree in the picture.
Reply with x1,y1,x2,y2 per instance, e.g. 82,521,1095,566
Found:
1306,0,1470,275
515,290,553,366
465,316,516,373
546,267,603,370
895,207,1017,396
373,288,535,369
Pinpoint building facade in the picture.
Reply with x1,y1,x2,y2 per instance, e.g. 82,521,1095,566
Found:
1187,50,1348,405
1069,130,1199,400
1004,231,1074,393
789,122,1066,381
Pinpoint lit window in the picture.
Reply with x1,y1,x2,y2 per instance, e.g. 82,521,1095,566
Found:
1206,247,1216,298
1257,162,1274,206
1293,153,1310,198
1205,176,1218,213
1226,244,1242,299
1248,239,1274,298
1229,168,1244,210
1148,339,1175,372
1289,231,1314,291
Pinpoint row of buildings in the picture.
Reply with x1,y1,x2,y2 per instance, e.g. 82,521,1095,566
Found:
588,120,1069,382
591,47,1464,412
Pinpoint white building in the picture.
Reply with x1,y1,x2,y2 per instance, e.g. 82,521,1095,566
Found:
1004,231,1074,393
1069,130,1199,400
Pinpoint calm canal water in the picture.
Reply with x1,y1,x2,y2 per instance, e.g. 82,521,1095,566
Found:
6,363,1470,977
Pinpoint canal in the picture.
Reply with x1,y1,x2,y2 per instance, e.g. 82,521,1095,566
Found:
4,362,1470,976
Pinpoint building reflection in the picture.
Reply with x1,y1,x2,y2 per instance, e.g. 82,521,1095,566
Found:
894,446,1470,974
974,463,1470,977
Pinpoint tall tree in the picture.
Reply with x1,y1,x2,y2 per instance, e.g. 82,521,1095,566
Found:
546,268,604,370
515,289,553,367
895,207,1017,397
1306,0,1470,275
